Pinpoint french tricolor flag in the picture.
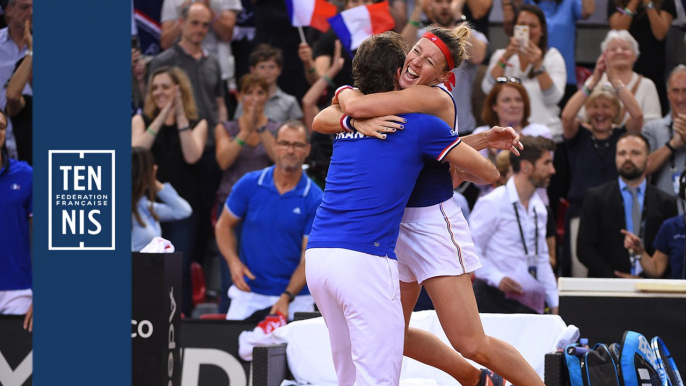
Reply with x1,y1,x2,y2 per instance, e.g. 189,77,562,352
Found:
285,0,338,33
328,1,395,56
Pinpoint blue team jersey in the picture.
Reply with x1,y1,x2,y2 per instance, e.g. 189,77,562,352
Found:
406,84,458,208
307,113,461,259
0,158,33,291
226,166,323,296
406,160,453,207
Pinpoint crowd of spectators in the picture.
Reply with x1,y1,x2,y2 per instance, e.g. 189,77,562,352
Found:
0,0,685,325
124,0,686,317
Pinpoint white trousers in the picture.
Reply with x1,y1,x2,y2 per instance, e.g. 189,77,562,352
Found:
305,248,404,386
0,289,32,314
225,285,315,321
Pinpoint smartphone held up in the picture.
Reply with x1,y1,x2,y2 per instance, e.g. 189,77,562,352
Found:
513,25,529,49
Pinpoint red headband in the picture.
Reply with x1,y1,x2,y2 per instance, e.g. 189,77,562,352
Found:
421,32,456,91
422,32,454,70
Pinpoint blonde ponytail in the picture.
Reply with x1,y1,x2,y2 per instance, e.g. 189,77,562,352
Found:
426,23,473,71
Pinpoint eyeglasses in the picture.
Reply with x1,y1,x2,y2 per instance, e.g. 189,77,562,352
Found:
276,141,308,150
496,77,521,84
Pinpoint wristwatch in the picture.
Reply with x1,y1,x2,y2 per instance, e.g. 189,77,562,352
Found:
532,65,546,76
282,291,295,303
256,124,267,133
645,1,656,10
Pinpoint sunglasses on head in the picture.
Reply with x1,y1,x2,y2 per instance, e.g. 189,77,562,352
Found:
596,82,616,93
496,77,521,84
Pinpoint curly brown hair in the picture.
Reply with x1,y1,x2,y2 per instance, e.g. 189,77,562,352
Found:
352,31,408,94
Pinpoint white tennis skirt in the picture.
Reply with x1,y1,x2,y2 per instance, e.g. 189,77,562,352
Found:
396,198,481,284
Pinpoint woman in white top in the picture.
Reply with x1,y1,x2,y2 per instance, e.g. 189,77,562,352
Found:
482,4,566,142
578,30,662,124
474,79,553,199
474,78,552,157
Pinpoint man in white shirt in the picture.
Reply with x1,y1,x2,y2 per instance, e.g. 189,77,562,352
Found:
471,135,559,314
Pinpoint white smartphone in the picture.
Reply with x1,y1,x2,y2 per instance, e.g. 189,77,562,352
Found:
513,25,529,49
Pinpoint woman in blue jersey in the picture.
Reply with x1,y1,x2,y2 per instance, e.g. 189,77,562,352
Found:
313,24,544,386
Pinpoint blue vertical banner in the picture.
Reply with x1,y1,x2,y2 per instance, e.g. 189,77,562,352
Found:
33,0,131,384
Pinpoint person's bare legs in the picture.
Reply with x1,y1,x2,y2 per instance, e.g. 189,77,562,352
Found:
423,274,545,386
400,281,482,386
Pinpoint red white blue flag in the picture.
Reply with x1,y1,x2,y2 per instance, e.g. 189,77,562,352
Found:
285,0,338,32
327,1,395,56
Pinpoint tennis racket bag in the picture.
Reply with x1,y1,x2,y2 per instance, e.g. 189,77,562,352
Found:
615,331,661,386
651,336,684,386
565,343,621,386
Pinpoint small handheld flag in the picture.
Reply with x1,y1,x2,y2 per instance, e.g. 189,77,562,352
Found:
285,0,338,33
327,1,395,57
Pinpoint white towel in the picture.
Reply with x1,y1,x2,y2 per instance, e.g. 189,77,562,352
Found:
140,237,175,253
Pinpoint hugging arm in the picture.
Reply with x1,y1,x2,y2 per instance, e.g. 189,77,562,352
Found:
337,86,450,120
312,105,405,140
443,141,499,185
462,126,522,155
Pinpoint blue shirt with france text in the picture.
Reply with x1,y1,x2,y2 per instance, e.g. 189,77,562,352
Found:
307,113,461,259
